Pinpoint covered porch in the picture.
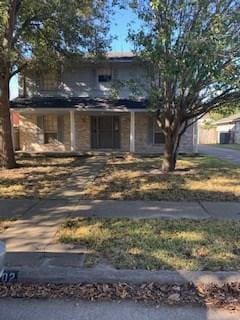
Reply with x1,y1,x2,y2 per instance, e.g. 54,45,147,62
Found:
10,97,146,154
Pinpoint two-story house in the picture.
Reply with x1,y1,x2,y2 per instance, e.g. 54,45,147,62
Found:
10,52,197,154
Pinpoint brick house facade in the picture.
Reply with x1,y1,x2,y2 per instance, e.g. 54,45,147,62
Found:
10,53,197,154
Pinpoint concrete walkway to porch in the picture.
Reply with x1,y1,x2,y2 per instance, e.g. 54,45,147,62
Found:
48,156,107,199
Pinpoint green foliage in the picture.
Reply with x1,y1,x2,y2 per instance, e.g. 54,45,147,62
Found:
205,102,240,127
129,0,240,121
0,0,111,76
210,102,240,119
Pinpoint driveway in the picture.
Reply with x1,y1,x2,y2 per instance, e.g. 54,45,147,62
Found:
198,145,240,165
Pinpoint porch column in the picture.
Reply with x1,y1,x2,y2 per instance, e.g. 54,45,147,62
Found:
130,111,135,153
70,110,76,151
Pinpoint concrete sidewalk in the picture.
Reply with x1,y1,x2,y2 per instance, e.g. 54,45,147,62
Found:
1,199,240,286
1,199,240,221
0,199,240,252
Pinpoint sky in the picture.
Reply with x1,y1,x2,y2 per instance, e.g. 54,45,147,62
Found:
10,7,140,100
110,7,139,52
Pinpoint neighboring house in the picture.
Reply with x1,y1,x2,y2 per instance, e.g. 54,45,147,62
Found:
198,115,218,144
215,114,240,144
10,52,197,154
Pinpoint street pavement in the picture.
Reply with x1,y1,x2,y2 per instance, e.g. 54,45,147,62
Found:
0,299,239,320
198,145,240,165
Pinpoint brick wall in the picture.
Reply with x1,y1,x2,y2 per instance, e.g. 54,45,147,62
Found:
120,113,130,151
19,113,70,152
74,112,130,152
135,113,195,153
75,113,91,152
18,112,195,153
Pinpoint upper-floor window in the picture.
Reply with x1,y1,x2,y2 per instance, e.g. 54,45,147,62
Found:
154,119,165,144
40,71,60,91
98,68,112,83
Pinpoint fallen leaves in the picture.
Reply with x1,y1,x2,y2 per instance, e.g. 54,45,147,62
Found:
0,282,239,310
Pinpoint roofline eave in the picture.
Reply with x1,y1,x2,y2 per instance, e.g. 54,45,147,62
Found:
11,107,149,113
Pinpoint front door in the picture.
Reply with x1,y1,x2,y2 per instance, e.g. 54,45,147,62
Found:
91,116,120,149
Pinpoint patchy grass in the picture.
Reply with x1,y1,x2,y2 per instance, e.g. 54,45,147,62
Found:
58,218,240,271
0,156,86,199
81,155,240,201
211,144,240,151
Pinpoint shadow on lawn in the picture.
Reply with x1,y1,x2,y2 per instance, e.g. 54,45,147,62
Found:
16,156,86,168
61,218,240,272
1,202,239,313
82,155,240,201
83,174,239,201
0,157,91,199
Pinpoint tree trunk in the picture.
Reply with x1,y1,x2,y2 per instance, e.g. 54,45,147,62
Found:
0,73,16,169
162,135,177,172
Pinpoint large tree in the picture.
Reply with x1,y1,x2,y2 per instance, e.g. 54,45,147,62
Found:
0,0,110,168
129,0,240,172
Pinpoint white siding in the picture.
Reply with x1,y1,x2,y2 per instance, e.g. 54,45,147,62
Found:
23,62,146,99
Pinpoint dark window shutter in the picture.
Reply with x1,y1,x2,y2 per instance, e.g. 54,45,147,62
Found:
37,115,44,144
148,115,154,144
57,115,64,143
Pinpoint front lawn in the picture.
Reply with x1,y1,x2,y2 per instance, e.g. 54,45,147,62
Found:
0,156,86,199
81,155,240,201
58,218,240,271
211,144,240,151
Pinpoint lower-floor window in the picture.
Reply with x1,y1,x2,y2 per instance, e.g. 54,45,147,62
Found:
154,119,165,144
43,115,58,144
37,114,64,144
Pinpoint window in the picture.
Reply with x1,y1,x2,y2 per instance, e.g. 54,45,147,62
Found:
98,68,112,83
41,71,59,91
98,74,112,82
37,114,64,144
154,119,165,144
44,115,58,144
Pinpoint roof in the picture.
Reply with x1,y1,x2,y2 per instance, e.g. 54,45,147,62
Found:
215,113,240,125
106,52,136,60
10,97,147,111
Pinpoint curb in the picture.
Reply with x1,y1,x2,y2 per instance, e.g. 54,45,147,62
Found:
5,264,240,286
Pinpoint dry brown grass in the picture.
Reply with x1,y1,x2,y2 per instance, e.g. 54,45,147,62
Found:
82,155,240,201
0,156,86,199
